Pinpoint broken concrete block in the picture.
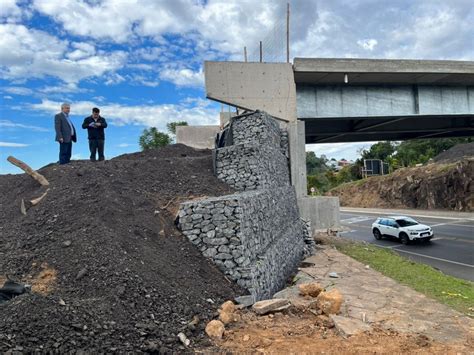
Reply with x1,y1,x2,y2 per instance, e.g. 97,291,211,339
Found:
330,315,371,337
205,320,225,339
298,282,323,297
252,298,290,315
316,289,343,315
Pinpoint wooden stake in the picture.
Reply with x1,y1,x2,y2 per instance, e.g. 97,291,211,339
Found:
30,189,50,206
7,156,49,186
20,199,26,215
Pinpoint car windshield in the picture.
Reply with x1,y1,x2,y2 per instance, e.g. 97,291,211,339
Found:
396,218,419,227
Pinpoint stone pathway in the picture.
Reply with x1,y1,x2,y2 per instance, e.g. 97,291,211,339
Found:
274,246,473,344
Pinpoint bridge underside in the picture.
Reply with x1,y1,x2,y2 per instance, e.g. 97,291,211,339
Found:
303,114,474,143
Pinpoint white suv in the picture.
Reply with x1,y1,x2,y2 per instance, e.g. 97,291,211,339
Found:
371,216,433,244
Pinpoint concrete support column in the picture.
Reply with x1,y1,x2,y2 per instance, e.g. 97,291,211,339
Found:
288,120,307,199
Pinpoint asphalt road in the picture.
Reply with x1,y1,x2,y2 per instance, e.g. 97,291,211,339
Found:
339,209,474,281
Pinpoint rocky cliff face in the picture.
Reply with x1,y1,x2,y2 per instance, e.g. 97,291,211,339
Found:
328,159,473,211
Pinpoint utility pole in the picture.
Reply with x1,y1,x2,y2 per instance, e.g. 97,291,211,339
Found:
244,46,247,62
259,41,263,62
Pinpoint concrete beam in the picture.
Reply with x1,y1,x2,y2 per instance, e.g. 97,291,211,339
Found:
294,58,474,85
205,61,297,121
298,196,341,231
176,125,220,149
288,120,307,199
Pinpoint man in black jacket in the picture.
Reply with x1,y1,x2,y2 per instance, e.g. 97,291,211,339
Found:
82,107,108,161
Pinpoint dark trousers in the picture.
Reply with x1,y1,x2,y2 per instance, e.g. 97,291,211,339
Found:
59,142,72,165
89,139,105,161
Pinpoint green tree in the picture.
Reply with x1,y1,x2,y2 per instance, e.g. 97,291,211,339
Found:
166,121,188,135
360,141,396,161
306,152,329,175
393,138,472,167
139,127,172,151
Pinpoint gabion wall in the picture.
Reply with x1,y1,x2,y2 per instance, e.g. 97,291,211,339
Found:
215,144,290,191
178,110,307,300
178,187,305,300
231,111,282,147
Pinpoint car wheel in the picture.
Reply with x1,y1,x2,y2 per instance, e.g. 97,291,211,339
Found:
373,229,382,240
399,233,409,245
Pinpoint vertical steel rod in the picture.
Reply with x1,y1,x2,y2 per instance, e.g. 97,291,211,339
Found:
287,3,290,63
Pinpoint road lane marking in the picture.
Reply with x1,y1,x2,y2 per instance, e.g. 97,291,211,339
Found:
388,247,474,268
431,220,474,227
340,216,372,224
340,208,474,221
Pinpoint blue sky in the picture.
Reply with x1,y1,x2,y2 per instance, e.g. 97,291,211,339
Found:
1,0,473,174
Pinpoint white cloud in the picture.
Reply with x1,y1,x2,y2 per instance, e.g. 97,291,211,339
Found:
0,24,127,83
30,99,220,131
0,142,29,147
118,143,134,148
0,0,29,22
0,119,49,132
31,0,286,59
357,39,378,51
3,95,13,99
2,86,34,96
159,67,204,87
384,6,474,59
39,82,88,94
32,0,200,43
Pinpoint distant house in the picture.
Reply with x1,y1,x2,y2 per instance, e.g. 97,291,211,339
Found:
338,159,353,167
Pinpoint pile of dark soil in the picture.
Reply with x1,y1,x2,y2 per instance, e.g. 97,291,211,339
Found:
433,142,474,163
0,144,242,353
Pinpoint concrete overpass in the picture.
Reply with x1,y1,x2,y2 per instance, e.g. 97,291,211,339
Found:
294,58,474,143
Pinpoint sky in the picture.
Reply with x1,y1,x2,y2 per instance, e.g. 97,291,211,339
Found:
1,0,473,174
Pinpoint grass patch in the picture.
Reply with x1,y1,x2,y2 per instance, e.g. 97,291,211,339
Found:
336,241,474,316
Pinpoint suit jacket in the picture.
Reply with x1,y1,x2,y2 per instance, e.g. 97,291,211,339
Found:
55,112,77,143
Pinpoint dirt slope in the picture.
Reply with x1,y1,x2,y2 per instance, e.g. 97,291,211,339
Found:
328,159,473,211
0,144,242,353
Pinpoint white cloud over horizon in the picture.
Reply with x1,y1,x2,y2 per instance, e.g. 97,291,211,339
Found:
0,142,29,147
0,119,50,132
30,98,220,131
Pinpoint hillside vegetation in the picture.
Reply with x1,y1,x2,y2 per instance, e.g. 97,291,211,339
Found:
327,159,473,211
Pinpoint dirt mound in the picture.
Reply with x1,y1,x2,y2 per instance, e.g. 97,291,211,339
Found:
433,142,474,163
0,144,243,353
328,159,473,211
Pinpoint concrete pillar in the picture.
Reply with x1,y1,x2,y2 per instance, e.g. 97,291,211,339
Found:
288,120,307,199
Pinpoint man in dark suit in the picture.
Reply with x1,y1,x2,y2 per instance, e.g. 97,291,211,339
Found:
82,107,108,161
54,103,77,165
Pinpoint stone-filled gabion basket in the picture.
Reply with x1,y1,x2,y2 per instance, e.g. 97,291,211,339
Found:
177,110,307,300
